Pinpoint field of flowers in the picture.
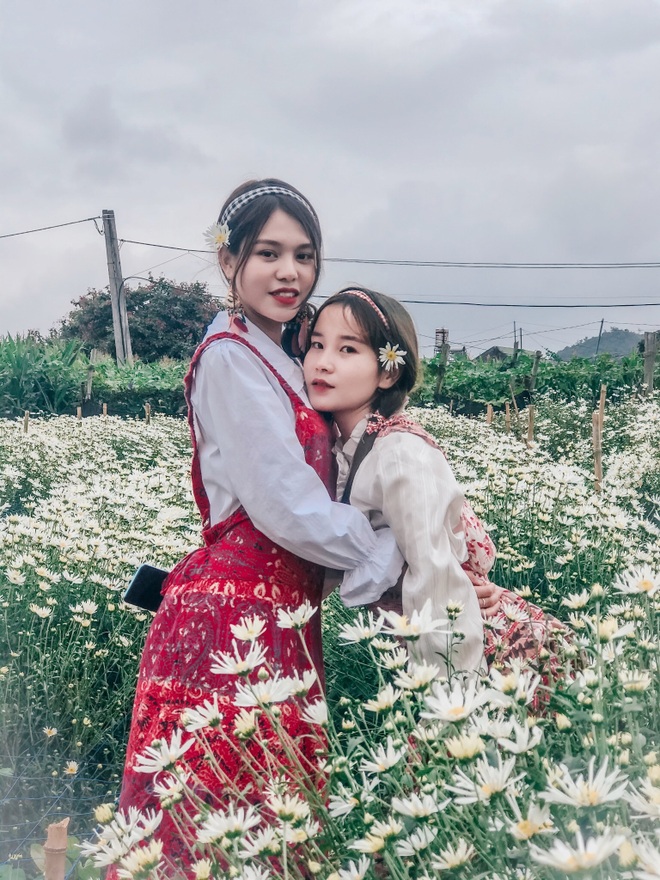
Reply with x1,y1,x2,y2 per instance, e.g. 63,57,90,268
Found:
1,393,659,878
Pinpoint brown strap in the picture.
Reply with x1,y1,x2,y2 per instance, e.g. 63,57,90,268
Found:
340,430,377,503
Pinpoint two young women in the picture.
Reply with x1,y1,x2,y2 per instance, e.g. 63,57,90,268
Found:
111,178,502,872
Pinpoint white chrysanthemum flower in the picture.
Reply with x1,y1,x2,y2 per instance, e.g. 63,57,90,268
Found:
63,760,79,776
445,732,486,760
447,753,523,804
288,669,318,696
501,601,530,623
539,757,628,808
421,678,500,724
239,825,281,858
267,792,310,824
210,639,268,676
381,599,447,641
431,838,476,870
468,710,514,739
364,683,401,713
181,694,223,731
498,719,543,754
350,818,403,853
230,614,267,642
116,839,163,879
395,825,439,856
378,342,407,372
613,565,660,597
394,660,441,691
490,664,541,705
204,222,231,250
588,616,636,643
618,669,653,692
391,792,445,819
561,590,591,609
301,699,328,727
625,778,660,818
504,796,555,840
30,604,52,618
233,708,260,739
152,772,186,809
360,736,406,774
197,804,260,844
277,600,317,630
634,838,660,879
234,674,296,707
338,611,383,643
134,729,194,774
43,726,58,738
529,829,625,872
379,647,410,670
328,793,360,818
191,858,213,880
337,855,371,880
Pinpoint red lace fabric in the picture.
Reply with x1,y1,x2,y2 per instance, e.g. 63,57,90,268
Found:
107,332,335,876
364,413,570,673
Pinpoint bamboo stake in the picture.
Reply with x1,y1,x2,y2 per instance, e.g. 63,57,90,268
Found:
599,384,606,431
102,403,108,417
527,404,535,444
486,404,494,425
504,401,511,433
76,406,82,421
23,410,29,433
592,411,603,492
44,817,69,880
448,399,453,415
144,402,151,425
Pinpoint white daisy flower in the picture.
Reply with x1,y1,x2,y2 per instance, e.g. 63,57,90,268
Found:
497,719,543,754
421,678,500,724
301,699,328,727
391,792,445,819
234,674,296,708
204,222,231,250
181,694,224,731
395,660,441,691
539,756,629,808
134,729,194,775
210,639,268,677
529,829,625,872
338,611,383,643
447,753,523,804
337,856,371,880
504,796,555,840
197,804,261,844
277,600,317,630
613,565,660,597
431,838,476,870
381,599,448,641
378,342,407,372
395,825,438,856
360,736,406,774
626,778,660,818
116,840,163,879
364,683,401,713
239,825,280,858
230,614,267,642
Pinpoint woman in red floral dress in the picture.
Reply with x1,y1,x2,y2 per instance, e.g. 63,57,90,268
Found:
106,182,403,876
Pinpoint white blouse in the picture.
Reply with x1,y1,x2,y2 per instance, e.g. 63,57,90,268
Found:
337,418,485,675
188,312,403,595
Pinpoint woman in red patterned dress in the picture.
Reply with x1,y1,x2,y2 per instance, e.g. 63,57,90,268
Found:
107,183,403,876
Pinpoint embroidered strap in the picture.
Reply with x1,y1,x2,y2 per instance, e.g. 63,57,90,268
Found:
184,331,308,528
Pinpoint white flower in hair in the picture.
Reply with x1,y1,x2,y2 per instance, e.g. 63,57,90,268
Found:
378,342,407,372
204,222,231,250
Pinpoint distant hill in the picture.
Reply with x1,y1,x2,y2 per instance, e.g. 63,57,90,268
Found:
556,327,643,361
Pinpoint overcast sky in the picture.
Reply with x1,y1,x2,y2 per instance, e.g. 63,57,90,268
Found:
2,0,660,356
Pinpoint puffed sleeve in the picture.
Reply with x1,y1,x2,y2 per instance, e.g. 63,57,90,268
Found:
191,342,404,589
345,433,485,674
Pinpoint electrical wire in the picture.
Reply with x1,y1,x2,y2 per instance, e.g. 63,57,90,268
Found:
0,216,101,240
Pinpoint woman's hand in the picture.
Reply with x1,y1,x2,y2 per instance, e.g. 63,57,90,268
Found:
473,582,503,618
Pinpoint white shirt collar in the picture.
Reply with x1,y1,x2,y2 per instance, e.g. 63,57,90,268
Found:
203,311,306,398
333,416,369,463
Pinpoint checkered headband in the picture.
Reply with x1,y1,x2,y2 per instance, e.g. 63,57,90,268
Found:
219,185,317,228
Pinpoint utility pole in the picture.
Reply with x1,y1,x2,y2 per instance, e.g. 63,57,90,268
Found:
594,318,605,356
643,331,658,394
102,209,133,366
434,328,449,356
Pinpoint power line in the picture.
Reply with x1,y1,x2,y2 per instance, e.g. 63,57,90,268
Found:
0,216,101,240
312,294,660,309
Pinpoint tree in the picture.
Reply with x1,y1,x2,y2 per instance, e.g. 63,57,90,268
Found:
57,278,225,362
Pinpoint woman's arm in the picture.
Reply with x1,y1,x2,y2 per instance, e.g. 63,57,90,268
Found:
346,432,485,674
191,342,403,589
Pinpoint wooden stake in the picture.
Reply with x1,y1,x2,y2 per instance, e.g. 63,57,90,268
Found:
504,401,511,433
592,410,603,492
144,402,151,425
486,403,494,425
76,406,82,421
527,405,535,444
643,332,657,394
23,410,29,433
448,399,453,415
44,817,69,880
102,403,108,417
598,384,606,431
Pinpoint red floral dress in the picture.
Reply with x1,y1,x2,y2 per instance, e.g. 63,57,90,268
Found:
363,413,569,673
108,333,334,874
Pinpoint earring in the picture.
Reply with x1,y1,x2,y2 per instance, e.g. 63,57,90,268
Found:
226,283,247,332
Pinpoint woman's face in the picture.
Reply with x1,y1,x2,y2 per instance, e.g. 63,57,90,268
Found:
220,209,316,344
304,304,395,439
